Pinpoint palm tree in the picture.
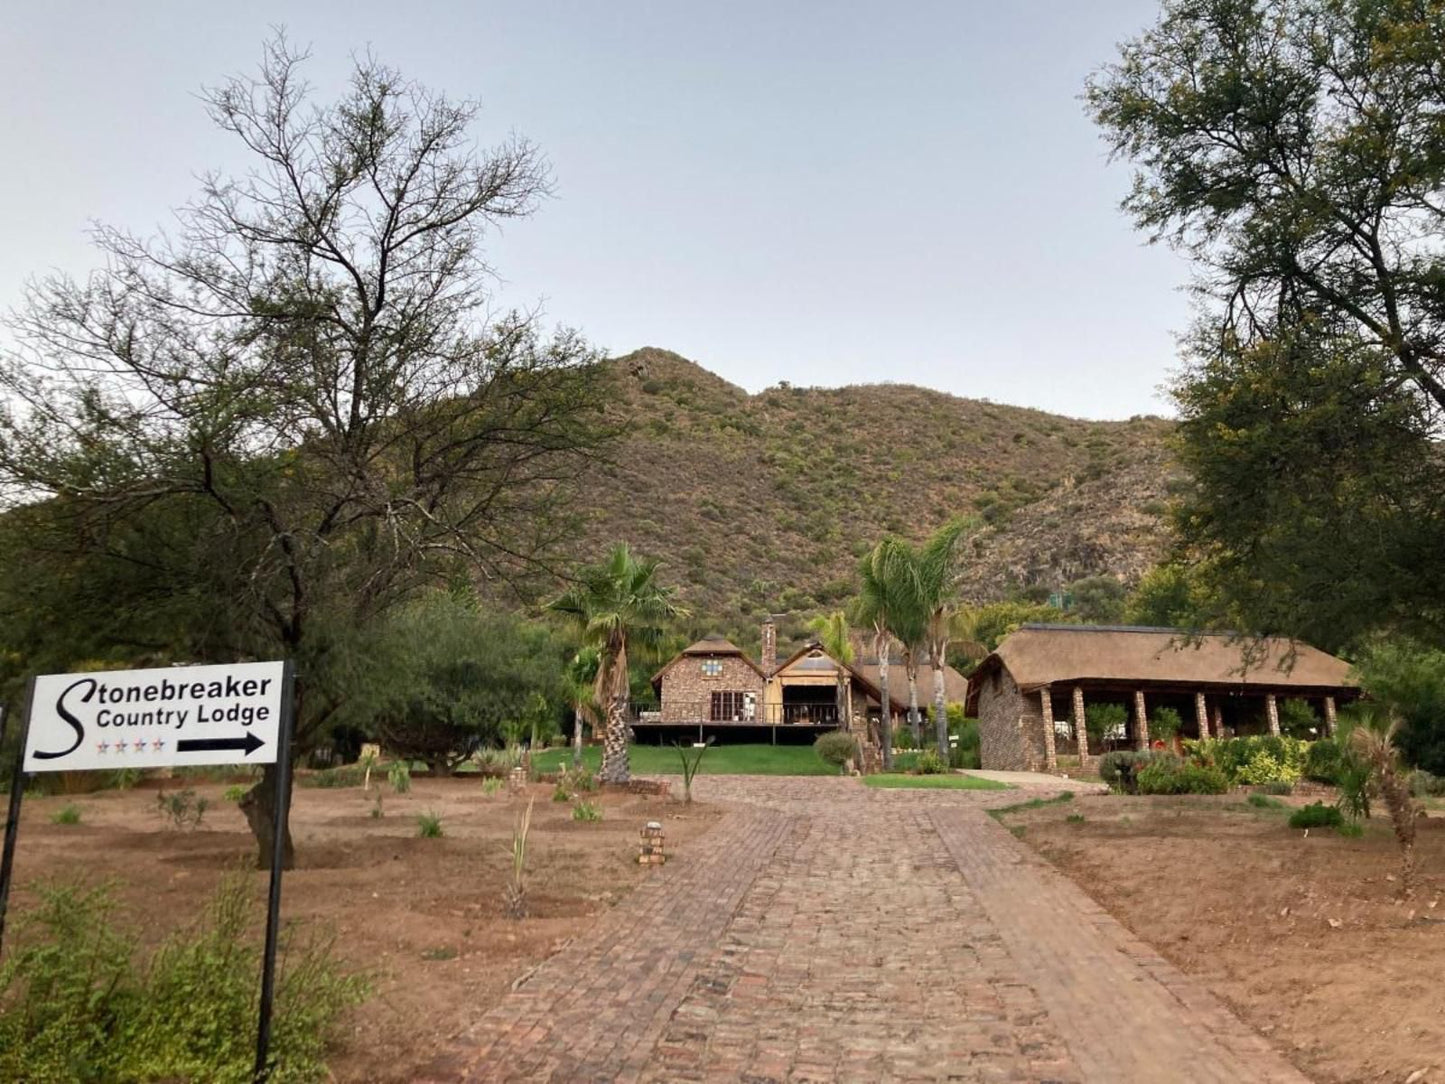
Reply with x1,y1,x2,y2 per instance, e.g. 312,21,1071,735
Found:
549,544,685,783
1348,706,1420,898
564,647,601,769
857,538,913,771
911,519,973,759
808,610,855,724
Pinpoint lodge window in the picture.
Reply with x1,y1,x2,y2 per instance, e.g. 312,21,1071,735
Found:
701,659,723,677
710,691,745,720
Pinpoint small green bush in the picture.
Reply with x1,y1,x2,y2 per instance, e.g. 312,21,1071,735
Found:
301,764,365,789
0,875,368,1082
1136,759,1228,795
572,801,602,822
551,783,572,803
156,789,209,831
1303,737,1344,784
1186,736,1308,785
1260,780,1294,795
813,731,858,770
1065,813,1085,824
891,727,917,751
480,777,504,796
1085,702,1130,749
387,761,412,795
1247,793,1286,810
417,811,444,838
50,804,82,825
223,784,248,802
1337,821,1365,838
1098,750,1165,792
913,749,947,775
1288,802,1345,830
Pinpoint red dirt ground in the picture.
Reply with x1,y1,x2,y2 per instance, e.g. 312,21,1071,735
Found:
4,775,722,1083
1005,793,1445,1084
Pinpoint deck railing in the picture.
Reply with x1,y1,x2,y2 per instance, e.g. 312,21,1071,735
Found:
634,701,843,726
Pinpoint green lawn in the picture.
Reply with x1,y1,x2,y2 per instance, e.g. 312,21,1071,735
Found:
862,773,1012,790
531,743,839,776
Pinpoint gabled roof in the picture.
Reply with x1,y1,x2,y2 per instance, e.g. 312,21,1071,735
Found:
651,635,766,688
966,624,1357,711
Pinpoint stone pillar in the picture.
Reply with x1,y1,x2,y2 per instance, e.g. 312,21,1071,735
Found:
761,617,778,675
1195,692,1209,740
1323,696,1337,737
1072,685,1089,767
1039,686,1057,773
1134,689,1150,750
1265,693,1280,736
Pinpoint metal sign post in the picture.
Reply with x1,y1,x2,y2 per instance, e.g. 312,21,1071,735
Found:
0,681,35,955
253,659,296,1084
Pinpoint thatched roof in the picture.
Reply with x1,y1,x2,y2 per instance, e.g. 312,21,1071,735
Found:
679,635,747,657
851,658,970,711
969,625,1357,708
652,635,765,686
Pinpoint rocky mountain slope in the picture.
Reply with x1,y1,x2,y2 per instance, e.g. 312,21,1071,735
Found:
576,348,1179,644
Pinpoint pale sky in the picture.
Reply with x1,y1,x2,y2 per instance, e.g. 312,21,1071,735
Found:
0,1,1189,420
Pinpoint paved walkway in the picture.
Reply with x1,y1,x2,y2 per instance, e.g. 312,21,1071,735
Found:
422,777,1308,1083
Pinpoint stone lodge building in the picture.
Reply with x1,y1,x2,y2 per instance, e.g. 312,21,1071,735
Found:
966,624,1360,773
648,619,968,744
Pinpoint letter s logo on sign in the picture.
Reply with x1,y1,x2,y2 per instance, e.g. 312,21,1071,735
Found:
32,677,95,760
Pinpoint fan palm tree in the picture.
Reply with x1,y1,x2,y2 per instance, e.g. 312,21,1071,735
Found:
857,537,913,770
808,610,855,723
1347,705,1420,898
549,544,685,783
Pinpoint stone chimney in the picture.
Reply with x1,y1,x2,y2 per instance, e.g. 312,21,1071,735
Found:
761,617,778,675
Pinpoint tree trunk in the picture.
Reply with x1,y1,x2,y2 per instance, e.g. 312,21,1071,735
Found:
1379,761,1418,898
571,706,584,768
932,658,949,760
239,761,295,871
598,696,631,784
907,663,921,745
879,656,893,771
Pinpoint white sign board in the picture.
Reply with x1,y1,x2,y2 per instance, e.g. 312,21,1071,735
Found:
22,661,286,773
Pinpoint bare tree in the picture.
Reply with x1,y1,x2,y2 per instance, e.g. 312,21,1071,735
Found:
0,37,611,866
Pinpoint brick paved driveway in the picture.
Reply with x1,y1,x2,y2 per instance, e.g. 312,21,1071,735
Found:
424,776,1309,1083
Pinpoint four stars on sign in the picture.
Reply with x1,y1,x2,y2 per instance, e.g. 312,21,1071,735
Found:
96,736,167,754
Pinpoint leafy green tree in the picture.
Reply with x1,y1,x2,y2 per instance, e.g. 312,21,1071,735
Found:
0,40,608,867
967,601,1071,655
1067,576,1127,625
1125,563,1213,629
1088,0,1445,648
1352,637,1445,776
358,595,564,775
549,544,685,783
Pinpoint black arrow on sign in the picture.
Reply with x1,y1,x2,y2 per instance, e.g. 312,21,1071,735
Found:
176,732,266,756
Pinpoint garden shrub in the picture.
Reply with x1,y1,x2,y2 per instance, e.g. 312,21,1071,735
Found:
1279,698,1321,738
1098,750,1164,792
952,717,981,769
1303,738,1344,784
0,875,368,1083
1288,802,1345,830
1136,758,1228,795
813,731,858,770
913,749,947,775
1186,736,1308,785
891,727,917,751
1260,780,1294,795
